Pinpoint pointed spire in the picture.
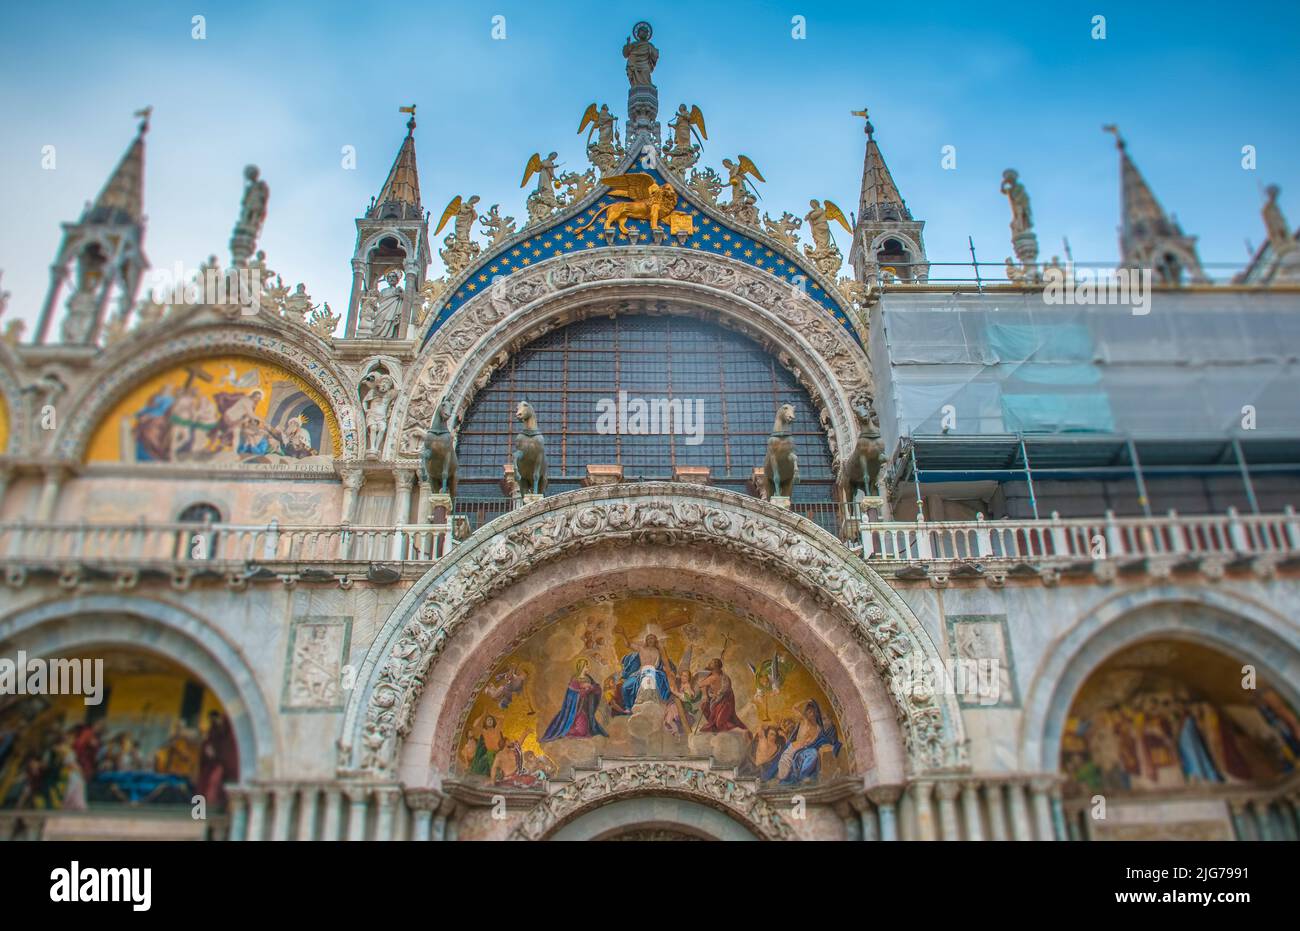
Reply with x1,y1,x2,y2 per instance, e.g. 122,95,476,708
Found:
87,107,150,225
848,109,928,283
370,105,422,219
1104,125,1206,283
854,109,910,224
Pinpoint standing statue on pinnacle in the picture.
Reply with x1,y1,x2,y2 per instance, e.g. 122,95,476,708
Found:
623,21,658,86
1001,168,1039,280
230,165,269,266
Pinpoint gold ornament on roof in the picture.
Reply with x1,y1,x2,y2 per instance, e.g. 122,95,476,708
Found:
575,173,685,236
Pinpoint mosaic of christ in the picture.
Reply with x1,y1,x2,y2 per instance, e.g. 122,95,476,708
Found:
453,595,848,788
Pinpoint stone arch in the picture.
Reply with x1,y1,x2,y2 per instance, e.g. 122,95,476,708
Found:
1020,585,1300,772
546,796,760,841
0,592,278,778
392,248,874,463
359,228,416,260
867,230,923,259
512,764,785,840
52,318,363,461
339,483,965,782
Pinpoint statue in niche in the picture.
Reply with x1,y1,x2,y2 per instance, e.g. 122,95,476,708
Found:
368,270,404,338
360,369,398,458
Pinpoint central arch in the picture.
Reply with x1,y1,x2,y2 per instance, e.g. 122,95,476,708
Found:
392,248,875,463
339,483,966,786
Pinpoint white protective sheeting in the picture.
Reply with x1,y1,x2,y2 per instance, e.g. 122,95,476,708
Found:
868,289,1300,455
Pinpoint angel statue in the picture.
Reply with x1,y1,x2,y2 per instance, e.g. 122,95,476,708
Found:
803,199,851,278
665,104,707,172
435,195,482,277
522,152,562,223
721,156,765,226
578,103,622,177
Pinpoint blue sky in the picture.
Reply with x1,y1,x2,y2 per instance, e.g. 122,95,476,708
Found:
1,0,1298,329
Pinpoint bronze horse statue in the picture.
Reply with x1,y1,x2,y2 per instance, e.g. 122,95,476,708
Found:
513,400,548,496
418,398,458,497
762,403,799,499
838,415,885,502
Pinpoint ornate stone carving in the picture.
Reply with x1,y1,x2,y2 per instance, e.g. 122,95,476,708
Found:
478,204,517,249
686,166,724,206
762,211,803,251
511,762,792,841
342,484,964,778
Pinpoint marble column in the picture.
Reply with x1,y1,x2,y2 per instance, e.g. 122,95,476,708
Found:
867,786,902,842
432,813,447,842
345,786,369,841
1050,785,1068,842
859,801,879,842
1007,781,1034,841
1285,795,1300,840
321,788,344,841
1228,799,1251,841
36,465,66,521
1249,800,1275,841
911,781,937,841
961,782,984,841
246,787,270,842
227,787,250,842
344,258,365,338
270,785,294,841
985,782,1008,841
935,782,961,841
0,465,12,516
339,467,364,524
297,785,319,841
1030,778,1057,841
392,468,415,525
375,787,401,841
405,789,441,841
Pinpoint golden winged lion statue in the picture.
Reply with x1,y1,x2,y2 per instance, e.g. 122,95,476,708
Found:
574,173,680,235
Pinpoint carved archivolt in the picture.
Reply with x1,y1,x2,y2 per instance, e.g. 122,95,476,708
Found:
339,483,965,780
511,762,792,841
52,318,363,461
390,248,875,464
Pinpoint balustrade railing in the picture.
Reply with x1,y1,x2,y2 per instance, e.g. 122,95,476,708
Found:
0,518,455,565
1,505,1296,569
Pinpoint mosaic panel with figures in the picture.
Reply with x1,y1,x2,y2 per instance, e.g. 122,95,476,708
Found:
454,594,848,788
86,355,340,467
1061,640,1300,797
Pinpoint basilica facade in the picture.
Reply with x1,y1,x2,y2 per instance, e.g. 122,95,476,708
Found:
1,22,1299,842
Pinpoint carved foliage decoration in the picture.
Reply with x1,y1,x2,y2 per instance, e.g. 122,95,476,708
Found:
510,762,793,841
